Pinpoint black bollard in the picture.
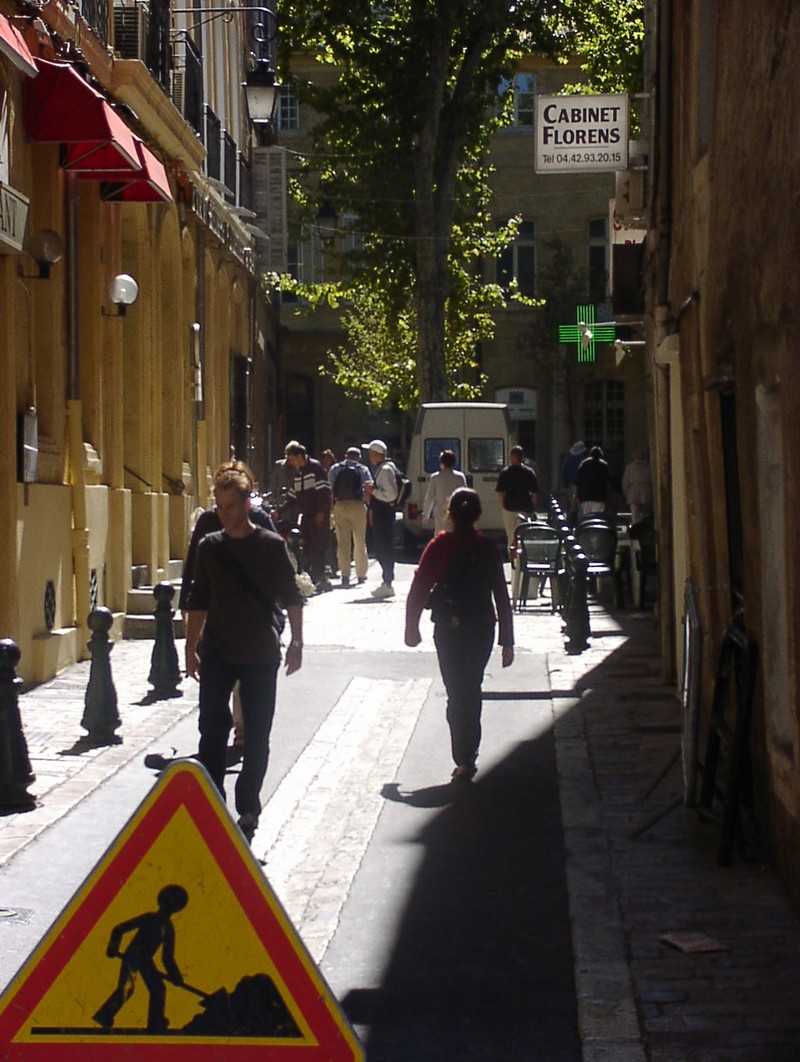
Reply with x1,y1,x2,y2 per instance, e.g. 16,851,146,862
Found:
81,608,122,745
563,541,590,654
148,582,183,699
0,639,36,811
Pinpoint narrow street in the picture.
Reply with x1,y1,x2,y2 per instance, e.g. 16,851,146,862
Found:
0,557,582,1059
2,556,799,1060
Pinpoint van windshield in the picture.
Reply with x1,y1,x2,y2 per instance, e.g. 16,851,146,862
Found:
468,438,505,473
423,438,461,473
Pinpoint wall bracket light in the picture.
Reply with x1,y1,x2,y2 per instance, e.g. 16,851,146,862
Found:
102,273,139,317
18,228,64,280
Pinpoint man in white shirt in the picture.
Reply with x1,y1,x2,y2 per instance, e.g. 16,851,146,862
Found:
364,439,398,599
423,449,467,535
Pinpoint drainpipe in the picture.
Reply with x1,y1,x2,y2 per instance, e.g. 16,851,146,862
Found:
65,170,91,651
653,0,675,678
195,228,208,505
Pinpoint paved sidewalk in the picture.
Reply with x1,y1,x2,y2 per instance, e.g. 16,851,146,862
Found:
2,569,799,1060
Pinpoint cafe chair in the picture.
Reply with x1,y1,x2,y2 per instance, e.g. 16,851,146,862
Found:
512,523,564,613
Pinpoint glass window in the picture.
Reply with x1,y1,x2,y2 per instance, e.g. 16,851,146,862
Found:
277,83,299,132
468,438,505,473
498,73,536,128
497,219,536,297
584,380,625,452
424,438,461,474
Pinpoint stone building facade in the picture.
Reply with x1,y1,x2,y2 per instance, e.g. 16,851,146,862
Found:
645,1,800,895
1,0,281,683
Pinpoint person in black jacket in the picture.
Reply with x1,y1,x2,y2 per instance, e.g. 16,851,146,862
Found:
178,461,276,753
574,446,611,519
185,464,304,843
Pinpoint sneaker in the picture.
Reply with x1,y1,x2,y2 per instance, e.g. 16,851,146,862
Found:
451,763,477,782
357,577,367,585
315,578,333,594
371,583,395,600
237,813,259,843
340,577,351,588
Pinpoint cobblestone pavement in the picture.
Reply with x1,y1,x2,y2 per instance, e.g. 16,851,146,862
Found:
2,560,799,1060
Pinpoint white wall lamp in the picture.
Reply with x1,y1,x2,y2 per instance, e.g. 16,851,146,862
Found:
103,273,139,317
18,228,64,279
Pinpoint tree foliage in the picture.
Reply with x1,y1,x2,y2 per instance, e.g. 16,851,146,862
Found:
274,1,644,408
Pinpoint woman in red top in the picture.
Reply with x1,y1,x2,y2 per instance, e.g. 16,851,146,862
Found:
405,488,514,781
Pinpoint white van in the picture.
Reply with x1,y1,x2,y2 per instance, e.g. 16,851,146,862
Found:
401,402,516,549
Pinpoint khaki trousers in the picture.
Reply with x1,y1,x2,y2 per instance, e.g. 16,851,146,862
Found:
334,500,369,580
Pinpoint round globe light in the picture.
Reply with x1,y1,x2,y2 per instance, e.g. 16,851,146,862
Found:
108,273,139,307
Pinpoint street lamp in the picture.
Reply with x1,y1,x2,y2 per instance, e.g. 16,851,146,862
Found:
315,200,339,246
244,56,280,125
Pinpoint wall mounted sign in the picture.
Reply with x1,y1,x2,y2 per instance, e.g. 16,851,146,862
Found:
536,94,629,173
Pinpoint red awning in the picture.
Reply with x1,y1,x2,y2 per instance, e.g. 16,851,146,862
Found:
0,15,37,78
101,142,173,203
24,59,140,171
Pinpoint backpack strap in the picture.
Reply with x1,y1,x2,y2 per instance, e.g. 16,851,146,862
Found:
210,532,287,635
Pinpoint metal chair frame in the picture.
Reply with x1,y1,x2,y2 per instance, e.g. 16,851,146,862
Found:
575,520,625,608
512,523,563,613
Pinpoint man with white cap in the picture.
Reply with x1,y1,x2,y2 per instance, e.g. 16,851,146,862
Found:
363,439,397,599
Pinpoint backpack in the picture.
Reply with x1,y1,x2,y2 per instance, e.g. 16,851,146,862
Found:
389,463,412,508
428,539,496,628
333,463,364,501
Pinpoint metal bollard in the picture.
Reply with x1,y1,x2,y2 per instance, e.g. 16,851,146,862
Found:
0,639,36,810
147,582,183,699
563,539,591,654
81,607,122,745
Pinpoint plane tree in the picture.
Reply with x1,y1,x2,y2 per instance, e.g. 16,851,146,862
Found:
275,0,644,408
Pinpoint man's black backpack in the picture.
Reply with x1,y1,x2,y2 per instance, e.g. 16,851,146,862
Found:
333,463,364,501
389,463,412,508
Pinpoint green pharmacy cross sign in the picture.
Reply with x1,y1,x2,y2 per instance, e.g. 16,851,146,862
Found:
558,305,616,363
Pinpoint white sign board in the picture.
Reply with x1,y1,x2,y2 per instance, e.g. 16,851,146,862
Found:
495,387,538,421
536,94,629,174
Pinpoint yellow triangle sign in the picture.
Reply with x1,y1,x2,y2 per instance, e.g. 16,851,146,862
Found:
0,760,364,1059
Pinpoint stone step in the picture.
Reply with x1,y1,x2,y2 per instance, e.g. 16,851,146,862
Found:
124,612,186,641
126,585,183,616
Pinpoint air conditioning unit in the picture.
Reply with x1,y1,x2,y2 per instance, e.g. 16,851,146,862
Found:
113,2,149,62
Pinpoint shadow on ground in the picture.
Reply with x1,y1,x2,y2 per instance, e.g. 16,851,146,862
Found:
344,731,581,1061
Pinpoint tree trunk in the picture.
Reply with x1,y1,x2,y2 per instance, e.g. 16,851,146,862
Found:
414,242,450,402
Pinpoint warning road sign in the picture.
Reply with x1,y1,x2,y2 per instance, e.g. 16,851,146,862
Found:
0,760,364,1059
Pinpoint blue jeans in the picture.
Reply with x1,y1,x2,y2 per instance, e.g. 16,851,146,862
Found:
198,650,278,818
370,500,395,585
433,621,495,768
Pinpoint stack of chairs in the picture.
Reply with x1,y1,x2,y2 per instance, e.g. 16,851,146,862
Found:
511,521,564,613
575,513,625,609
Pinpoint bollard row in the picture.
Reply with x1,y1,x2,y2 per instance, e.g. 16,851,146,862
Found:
547,497,590,654
1,585,184,809
0,639,36,811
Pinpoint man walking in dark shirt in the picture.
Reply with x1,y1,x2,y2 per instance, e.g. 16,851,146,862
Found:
495,445,539,550
575,445,611,518
185,465,304,843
